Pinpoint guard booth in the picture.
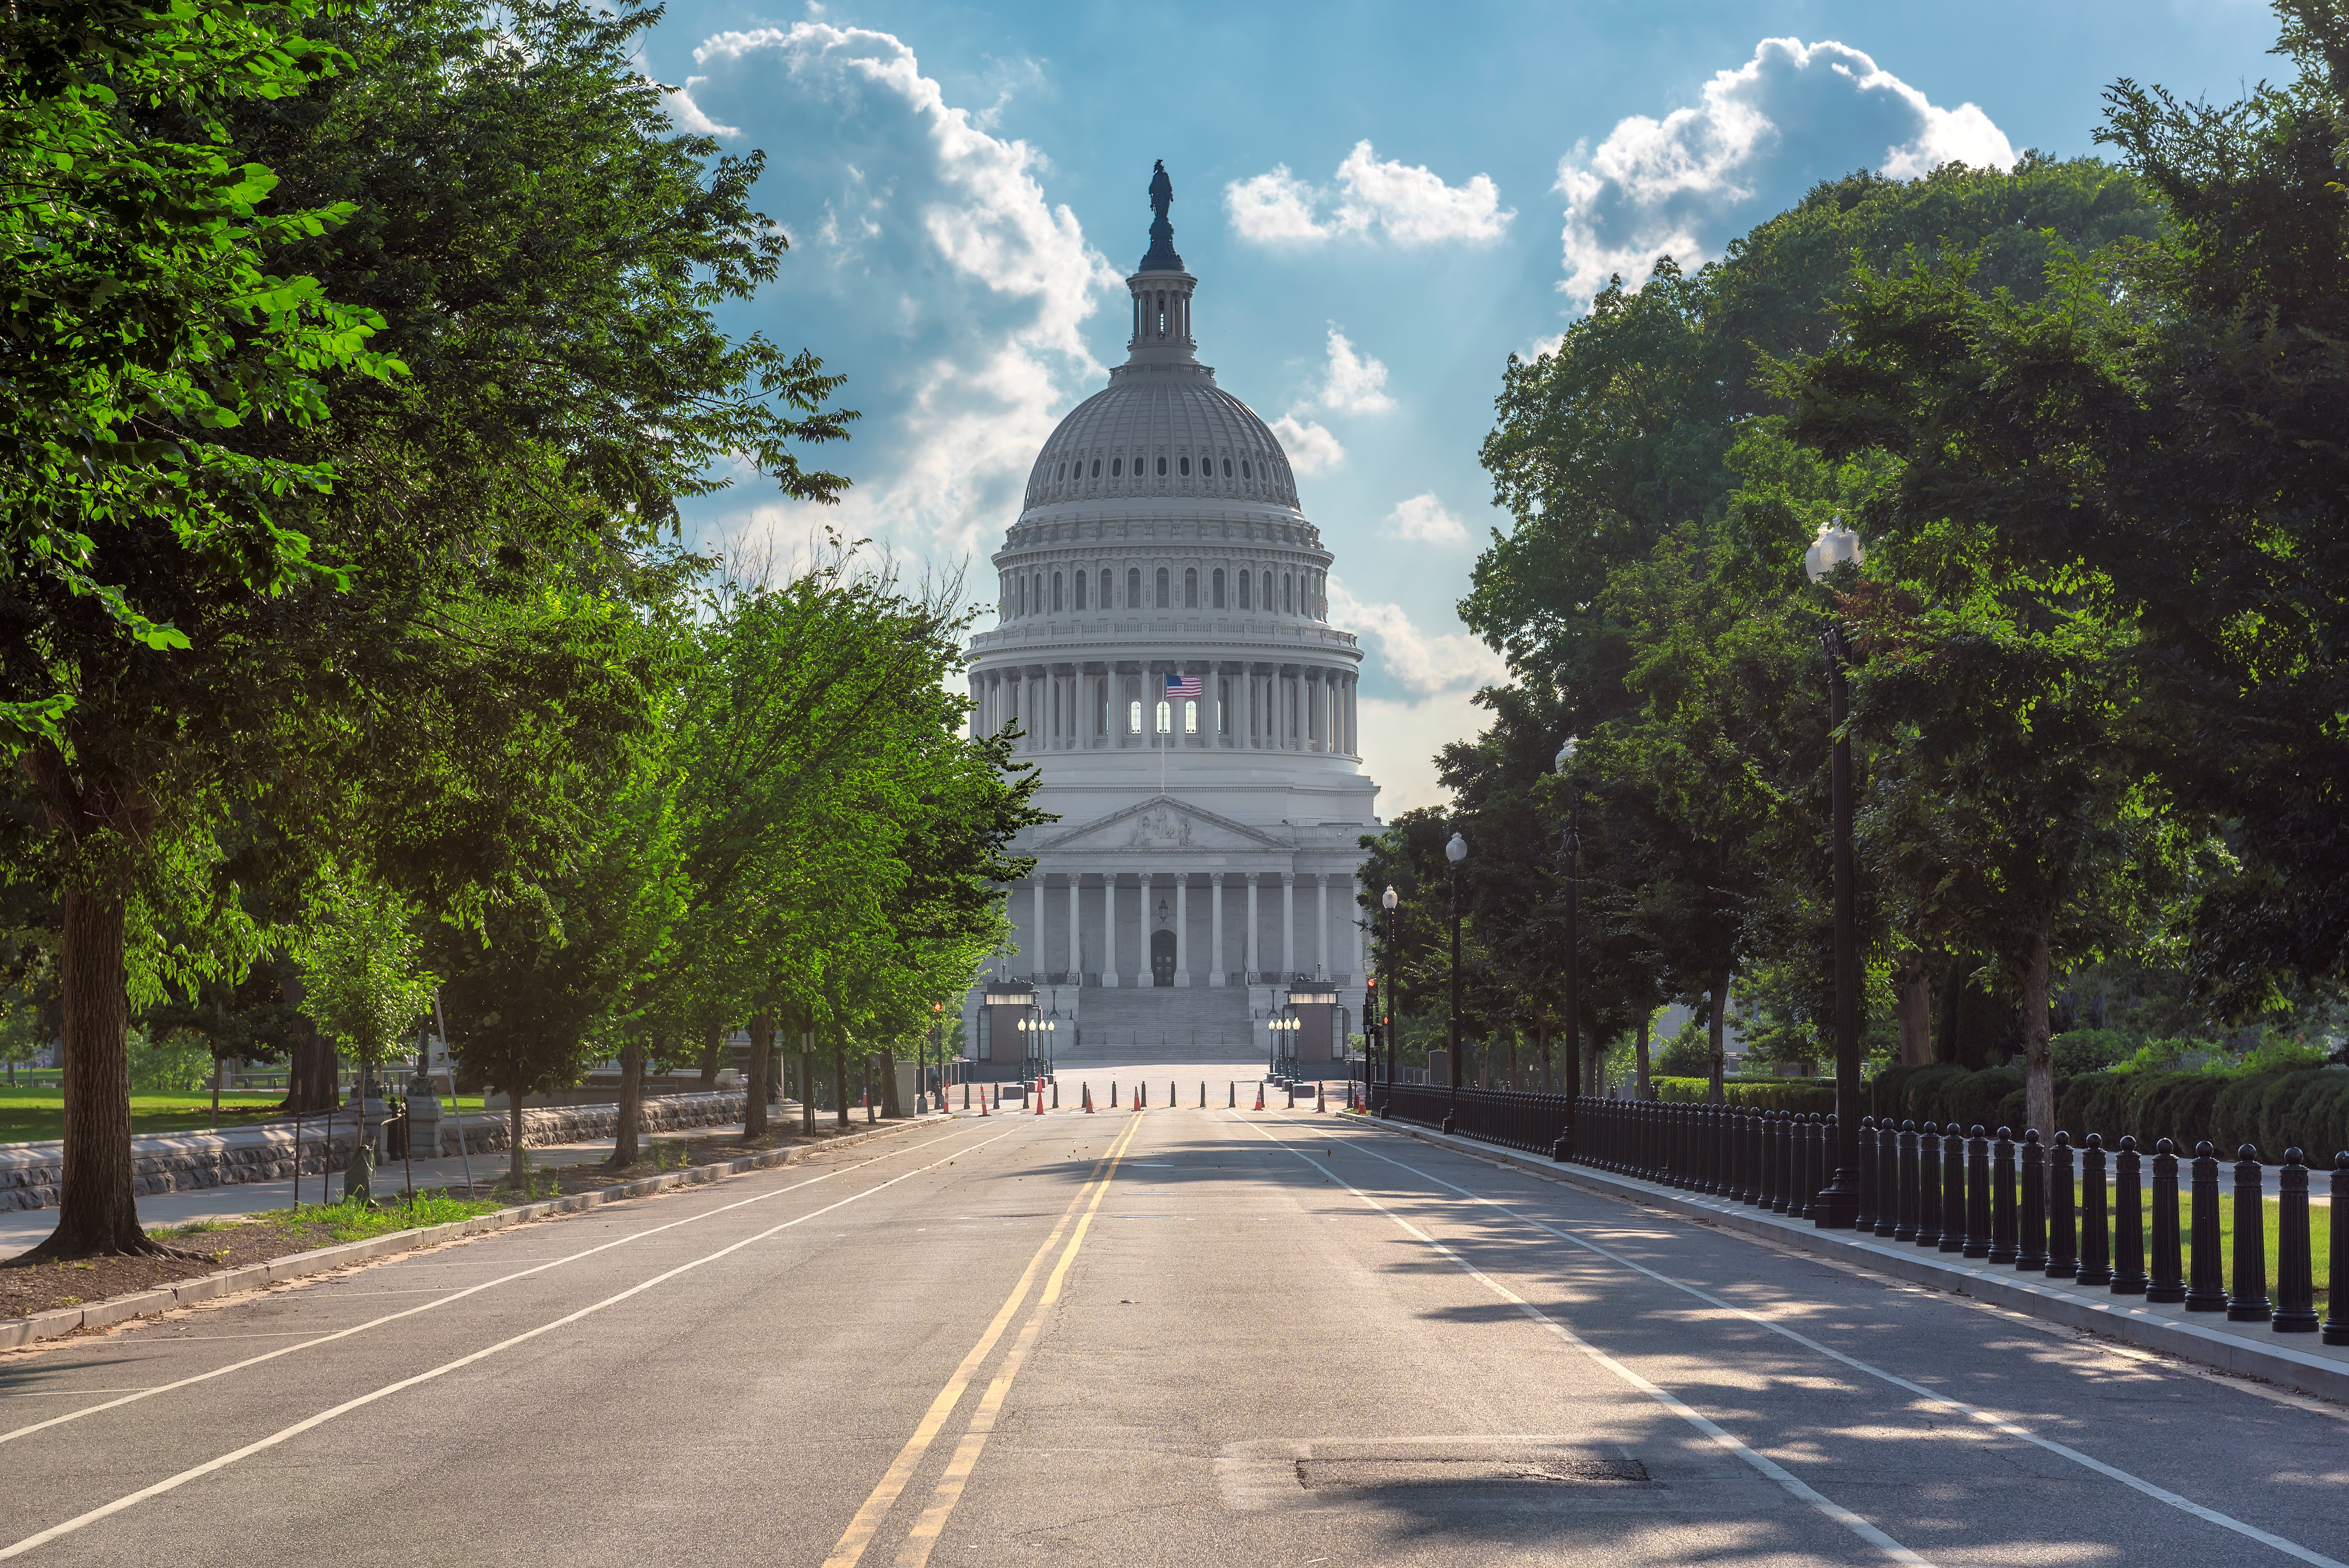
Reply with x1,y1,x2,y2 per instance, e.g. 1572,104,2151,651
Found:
973,983,1057,1085
1288,984,1341,1064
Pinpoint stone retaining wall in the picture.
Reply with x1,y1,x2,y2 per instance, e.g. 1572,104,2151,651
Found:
0,1092,752,1212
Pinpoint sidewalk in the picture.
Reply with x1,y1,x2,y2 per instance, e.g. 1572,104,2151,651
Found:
1368,1115,2349,1405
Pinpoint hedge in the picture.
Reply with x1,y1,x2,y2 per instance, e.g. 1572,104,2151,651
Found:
1870,1062,2349,1160
1653,1076,1837,1115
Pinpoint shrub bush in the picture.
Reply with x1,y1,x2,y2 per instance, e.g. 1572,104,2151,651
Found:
2048,1029,2133,1076
1652,1076,1837,1114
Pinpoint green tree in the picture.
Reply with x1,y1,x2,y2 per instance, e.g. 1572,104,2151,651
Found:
298,873,438,1087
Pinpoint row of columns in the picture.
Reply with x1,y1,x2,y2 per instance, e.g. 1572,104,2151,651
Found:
974,662,1359,756
1020,870,1360,986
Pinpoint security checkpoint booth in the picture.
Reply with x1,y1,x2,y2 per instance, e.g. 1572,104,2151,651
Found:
973,982,1059,1087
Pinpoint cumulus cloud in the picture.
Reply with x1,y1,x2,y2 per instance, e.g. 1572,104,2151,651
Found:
1555,36,2016,307
1226,141,1514,247
1312,327,1393,414
668,23,1122,558
1330,577,1506,813
1382,493,1470,545
1271,414,1345,475
1329,578,1504,698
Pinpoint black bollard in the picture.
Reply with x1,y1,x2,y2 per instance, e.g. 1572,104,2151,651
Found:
2078,1133,2111,1287
1791,1113,1813,1220
1941,1124,1969,1253
1760,1111,1780,1212
1893,1120,1919,1242
2016,1130,2047,1271
2273,1149,2317,1334
1856,1117,1878,1234
2227,1144,2272,1323
1875,1115,1900,1238
1916,1121,1943,1249
1989,1127,2020,1266
2185,1141,2227,1311
2324,1154,2348,1346
2046,1131,2077,1280
2109,1135,2144,1293
964,1081,971,1110
2148,1138,2187,1303
1964,1126,1993,1259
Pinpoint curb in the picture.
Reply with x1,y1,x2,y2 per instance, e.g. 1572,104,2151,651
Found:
0,1113,941,1352
1362,1114,2349,1405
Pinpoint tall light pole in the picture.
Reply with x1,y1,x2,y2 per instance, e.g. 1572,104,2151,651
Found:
1555,738,1581,1153
1444,831,1468,1135
1381,885,1399,1115
1805,517,1865,1229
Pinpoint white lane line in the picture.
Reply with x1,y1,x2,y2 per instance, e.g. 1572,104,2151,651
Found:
1237,1115,1931,1566
0,1121,1009,1450
0,1124,1025,1559
1340,1124,2347,1568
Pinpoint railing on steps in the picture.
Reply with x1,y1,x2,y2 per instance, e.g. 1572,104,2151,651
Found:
1363,1083,2348,1345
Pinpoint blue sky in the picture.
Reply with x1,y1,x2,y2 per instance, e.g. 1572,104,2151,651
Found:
649,0,2282,814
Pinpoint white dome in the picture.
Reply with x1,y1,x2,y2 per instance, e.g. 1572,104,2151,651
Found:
1021,364,1299,513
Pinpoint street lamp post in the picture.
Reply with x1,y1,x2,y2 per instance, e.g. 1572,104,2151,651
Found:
1381,885,1399,1115
1805,518,1865,1229
1555,738,1581,1159
1444,831,1468,1135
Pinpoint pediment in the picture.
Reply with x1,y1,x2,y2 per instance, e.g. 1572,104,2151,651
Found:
1038,796,1290,853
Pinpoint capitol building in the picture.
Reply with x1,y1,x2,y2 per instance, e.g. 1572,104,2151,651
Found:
960,164,1382,1069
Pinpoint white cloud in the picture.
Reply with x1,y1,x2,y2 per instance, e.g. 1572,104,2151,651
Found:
1271,414,1345,475
1329,577,1504,698
1313,327,1393,414
1554,37,2016,308
669,23,1121,558
1225,140,1514,247
1357,695,1483,817
1382,493,1469,545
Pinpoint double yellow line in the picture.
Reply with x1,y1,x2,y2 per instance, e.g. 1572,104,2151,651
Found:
822,1113,1143,1568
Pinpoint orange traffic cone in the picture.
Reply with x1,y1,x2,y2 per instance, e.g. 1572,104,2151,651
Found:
979,1084,990,1116
1084,1084,1094,1113
1131,1088,1140,1111
1253,1084,1265,1111
1034,1078,1044,1114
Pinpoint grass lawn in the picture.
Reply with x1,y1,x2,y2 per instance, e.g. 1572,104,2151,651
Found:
2075,1196,2335,1312
0,1090,488,1145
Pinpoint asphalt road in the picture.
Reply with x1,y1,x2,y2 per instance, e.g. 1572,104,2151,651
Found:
3,1092,2344,1567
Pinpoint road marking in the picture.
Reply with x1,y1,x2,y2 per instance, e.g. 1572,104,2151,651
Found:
893,1113,1140,1568
1240,1115,1932,1566
0,1121,1000,1449
1340,1124,2349,1568
0,1126,1021,1560
822,1114,1143,1568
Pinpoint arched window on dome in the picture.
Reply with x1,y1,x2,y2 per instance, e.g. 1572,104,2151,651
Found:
1111,457,1122,478
1156,456,1167,477
1223,458,1233,478
1262,570,1274,612
1052,572,1063,612
1155,567,1170,608
1033,574,1043,615
1126,567,1141,607
1100,568,1113,609
1018,577,1028,617
1073,571,1086,611
1178,456,1190,477
1184,568,1198,608
1240,460,1251,480
1211,568,1224,609
1156,698,1172,734
1237,570,1250,610
1124,676,1142,737
1283,573,1294,615
1056,462,1065,481
1091,458,1101,478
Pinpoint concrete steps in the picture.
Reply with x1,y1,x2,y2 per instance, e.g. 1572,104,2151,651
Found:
1064,984,1259,1064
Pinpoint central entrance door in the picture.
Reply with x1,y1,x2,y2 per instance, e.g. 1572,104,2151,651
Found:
1150,929,1176,986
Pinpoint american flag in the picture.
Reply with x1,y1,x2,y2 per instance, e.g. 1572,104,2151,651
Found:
1164,672,1203,700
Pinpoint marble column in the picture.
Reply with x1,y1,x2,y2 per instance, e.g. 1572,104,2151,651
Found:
1209,872,1226,986
1033,876,1048,980
1174,872,1190,986
1281,872,1295,977
1101,873,1118,987
1068,874,1082,980
1245,873,1260,978
1316,873,1330,978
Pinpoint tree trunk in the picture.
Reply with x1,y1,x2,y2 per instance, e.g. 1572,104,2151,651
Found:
278,975,340,1115
744,1009,773,1140
2021,920,2056,1137
834,1040,850,1128
24,878,164,1259
606,1036,645,1169
508,1090,527,1191
697,1022,723,1089
880,1048,902,1118
1706,968,1730,1106
1896,966,1934,1067
800,1037,816,1136
1635,1012,1652,1101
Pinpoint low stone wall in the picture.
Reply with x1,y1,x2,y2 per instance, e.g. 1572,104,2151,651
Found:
0,1092,752,1212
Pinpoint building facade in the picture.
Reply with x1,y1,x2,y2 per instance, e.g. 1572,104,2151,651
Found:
961,163,1382,1067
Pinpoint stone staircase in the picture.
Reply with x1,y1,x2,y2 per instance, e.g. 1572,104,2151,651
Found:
1064,984,1259,1064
